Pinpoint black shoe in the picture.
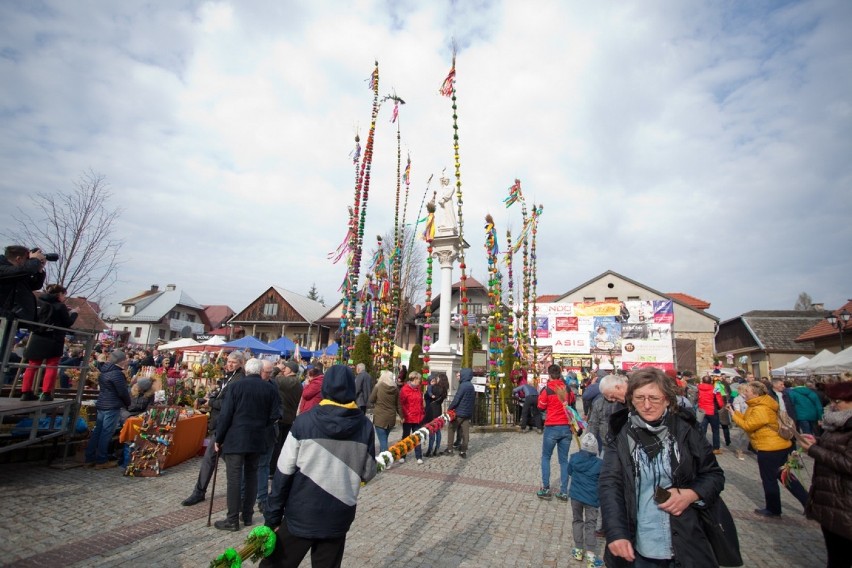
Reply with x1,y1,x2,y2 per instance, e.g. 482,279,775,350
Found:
182,493,205,506
243,515,254,527
40,392,54,401
20,391,37,401
460,452,467,458
214,519,240,532
754,508,780,517
443,449,454,456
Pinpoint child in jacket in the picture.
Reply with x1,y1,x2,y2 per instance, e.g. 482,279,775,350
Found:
567,433,604,568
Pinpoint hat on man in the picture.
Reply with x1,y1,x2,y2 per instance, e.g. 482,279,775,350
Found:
284,360,299,374
321,364,356,404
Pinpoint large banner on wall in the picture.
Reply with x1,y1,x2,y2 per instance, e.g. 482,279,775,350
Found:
535,300,675,372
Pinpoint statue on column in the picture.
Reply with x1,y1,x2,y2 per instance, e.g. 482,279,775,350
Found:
436,178,457,233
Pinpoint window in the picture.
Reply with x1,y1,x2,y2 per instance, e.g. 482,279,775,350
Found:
187,314,196,323
627,296,640,301
468,303,484,315
158,329,166,339
123,327,129,332
170,310,180,319
169,331,178,339
605,296,618,301
134,327,142,338
583,297,595,303
263,303,278,316
123,305,131,313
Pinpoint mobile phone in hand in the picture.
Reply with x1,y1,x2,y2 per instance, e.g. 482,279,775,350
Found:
654,486,671,504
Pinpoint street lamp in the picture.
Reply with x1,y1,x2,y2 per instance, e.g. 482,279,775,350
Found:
825,309,851,350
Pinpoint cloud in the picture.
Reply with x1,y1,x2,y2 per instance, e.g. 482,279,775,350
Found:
0,0,849,321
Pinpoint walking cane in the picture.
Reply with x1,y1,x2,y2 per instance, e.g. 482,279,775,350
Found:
207,449,219,527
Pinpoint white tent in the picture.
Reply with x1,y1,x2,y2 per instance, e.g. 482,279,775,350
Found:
770,356,810,377
810,346,852,375
200,336,226,346
797,349,838,373
157,337,200,351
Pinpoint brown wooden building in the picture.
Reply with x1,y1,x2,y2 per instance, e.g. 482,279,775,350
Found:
228,286,329,349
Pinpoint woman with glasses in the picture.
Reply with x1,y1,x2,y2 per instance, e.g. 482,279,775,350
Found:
798,381,852,568
599,368,724,568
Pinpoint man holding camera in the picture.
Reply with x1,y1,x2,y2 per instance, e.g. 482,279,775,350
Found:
1,245,47,322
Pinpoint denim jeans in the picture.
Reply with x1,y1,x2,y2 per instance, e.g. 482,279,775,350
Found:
85,408,121,464
427,429,442,454
701,413,721,449
255,443,274,507
402,423,423,459
541,425,572,493
375,426,392,453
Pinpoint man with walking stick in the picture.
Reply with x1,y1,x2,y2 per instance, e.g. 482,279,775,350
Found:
182,351,245,506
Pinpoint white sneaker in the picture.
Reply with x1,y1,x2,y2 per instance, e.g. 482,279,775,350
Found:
417,459,423,465
398,458,405,464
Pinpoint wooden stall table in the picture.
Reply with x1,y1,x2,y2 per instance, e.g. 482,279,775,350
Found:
119,412,207,469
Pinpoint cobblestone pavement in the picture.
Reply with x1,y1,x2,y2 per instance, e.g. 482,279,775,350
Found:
0,427,825,567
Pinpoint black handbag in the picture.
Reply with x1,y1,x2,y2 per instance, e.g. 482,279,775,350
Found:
696,497,743,567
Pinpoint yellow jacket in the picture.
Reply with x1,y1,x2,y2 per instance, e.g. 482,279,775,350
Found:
731,394,792,452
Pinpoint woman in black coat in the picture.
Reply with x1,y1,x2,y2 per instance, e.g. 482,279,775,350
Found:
599,368,725,567
20,284,77,401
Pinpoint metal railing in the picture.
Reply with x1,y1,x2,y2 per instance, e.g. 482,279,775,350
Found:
1,317,98,460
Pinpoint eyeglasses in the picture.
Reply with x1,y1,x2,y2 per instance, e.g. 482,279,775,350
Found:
632,395,665,405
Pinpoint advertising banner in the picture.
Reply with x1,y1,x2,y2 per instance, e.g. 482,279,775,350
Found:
535,300,675,372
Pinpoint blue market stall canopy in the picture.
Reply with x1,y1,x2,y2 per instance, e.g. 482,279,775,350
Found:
267,337,313,358
320,342,339,356
221,335,281,354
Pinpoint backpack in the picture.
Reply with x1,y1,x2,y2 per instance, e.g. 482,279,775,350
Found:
31,297,55,333
776,411,796,440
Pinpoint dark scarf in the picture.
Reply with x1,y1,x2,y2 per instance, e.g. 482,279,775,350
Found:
627,409,681,489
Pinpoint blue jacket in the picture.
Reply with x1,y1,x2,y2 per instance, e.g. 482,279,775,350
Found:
788,386,823,422
513,383,538,398
567,450,603,507
265,365,376,539
95,362,131,411
448,368,476,418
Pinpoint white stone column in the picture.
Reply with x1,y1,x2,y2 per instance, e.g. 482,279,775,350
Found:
432,249,456,351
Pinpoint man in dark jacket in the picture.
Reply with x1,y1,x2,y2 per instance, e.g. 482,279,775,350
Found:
0,245,46,322
84,350,131,469
182,351,245,506
213,357,281,531
770,378,798,422
261,364,376,566
444,368,476,458
270,360,302,477
353,362,373,414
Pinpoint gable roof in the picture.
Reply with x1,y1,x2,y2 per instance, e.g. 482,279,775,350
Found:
795,300,852,342
203,305,235,329
555,270,718,321
116,286,205,322
721,311,825,351
536,294,561,303
273,286,328,322
66,297,107,332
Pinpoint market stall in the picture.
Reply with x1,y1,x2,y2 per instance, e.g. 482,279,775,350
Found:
120,410,207,473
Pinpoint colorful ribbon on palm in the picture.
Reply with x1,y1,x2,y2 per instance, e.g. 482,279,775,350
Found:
376,409,456,471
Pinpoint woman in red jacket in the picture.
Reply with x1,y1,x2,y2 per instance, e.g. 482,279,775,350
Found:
697,374,725,454
399,372,426,464
537,364,576,501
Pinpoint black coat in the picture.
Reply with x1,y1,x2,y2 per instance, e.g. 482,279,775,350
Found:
599,408,725,568
215,374,282,454
24,293,77,360
0,256,46,321
207,369,244,432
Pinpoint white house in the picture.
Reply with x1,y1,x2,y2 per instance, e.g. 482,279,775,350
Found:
108,284,209,347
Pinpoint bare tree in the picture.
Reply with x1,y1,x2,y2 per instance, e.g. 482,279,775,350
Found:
794,292,816,311
5,170,124,301
371,225,426,344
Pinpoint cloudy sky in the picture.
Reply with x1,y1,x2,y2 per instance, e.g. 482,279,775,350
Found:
1,0,850,322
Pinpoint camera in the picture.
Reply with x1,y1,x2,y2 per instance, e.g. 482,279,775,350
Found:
30,248,59,262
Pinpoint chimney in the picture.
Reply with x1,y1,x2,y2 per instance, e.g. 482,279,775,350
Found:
166,284,176,291
151,285,159,292
811,303,824,312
